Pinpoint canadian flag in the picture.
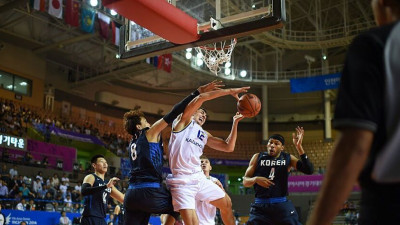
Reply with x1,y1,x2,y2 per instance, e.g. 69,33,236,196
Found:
48,0,63,19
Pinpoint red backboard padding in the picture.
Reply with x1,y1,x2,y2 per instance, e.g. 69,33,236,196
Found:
103,0,200,44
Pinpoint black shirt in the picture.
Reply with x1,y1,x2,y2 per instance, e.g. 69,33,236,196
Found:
333,21,400,202
82,174,111,218
128,128,164,184
253,151,291,198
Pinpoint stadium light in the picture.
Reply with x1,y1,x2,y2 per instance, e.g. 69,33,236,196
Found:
225,62,231,68
240,70,247,77
90,0,98,7
185,52,192,59
110,10,117,16
224,68,231,75
196,58,203,66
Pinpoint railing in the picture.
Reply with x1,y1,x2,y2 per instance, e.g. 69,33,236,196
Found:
268,21,374,42
174,52,343,82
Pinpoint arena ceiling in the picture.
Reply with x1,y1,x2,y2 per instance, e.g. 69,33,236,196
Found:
0,0,375,118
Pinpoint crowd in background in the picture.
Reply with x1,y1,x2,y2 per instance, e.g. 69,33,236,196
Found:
0,97,131,157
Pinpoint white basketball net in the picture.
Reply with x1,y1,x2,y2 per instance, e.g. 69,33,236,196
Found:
195,38,237,75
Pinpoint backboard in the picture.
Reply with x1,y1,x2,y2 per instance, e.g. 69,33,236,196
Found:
105,0,285,62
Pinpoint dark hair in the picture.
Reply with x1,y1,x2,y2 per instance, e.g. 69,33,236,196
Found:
268,134,285,145
91,154,105,164
123,110,145,135
200,155,209,160
198,107,209,118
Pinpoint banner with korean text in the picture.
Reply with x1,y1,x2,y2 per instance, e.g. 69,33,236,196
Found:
290,73,341,93
288,175,360,192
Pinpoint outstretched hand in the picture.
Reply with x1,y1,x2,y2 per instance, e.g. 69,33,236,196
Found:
230,87,250,101
292,126,304,149
198,80,225,93
106,177,120,189
233,112,244,123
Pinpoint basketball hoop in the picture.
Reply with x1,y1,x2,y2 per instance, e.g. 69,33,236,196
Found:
195,38,237,75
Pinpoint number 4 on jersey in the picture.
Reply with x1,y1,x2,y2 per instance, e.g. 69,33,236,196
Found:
268,168,275,180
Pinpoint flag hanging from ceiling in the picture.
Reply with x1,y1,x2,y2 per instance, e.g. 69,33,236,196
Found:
98,12,111,39
32,0,45,11
112,21,121,46
48,0,63,18
81,8,96,33
157,54,172,73
65,0,80,27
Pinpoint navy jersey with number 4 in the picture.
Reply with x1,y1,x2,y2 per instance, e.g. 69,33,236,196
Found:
82,173,111,218
128,127,164,183
253,151,291,198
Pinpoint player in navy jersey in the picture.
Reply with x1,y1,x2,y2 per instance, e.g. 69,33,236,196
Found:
243,127,314,225
81,154,125,225
122,81,224,225
113,204,124,225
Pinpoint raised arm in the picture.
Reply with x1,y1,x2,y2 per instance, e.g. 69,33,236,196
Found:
289,126,314,174
243,153,275,188
174,87,250,131
206,112,244,152
146,80,224,142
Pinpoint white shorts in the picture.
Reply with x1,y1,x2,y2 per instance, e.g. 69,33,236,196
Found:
166,172,225,211
196,199,216,225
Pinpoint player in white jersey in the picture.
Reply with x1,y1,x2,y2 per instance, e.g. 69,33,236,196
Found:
196,155,224,225
167,86,249,225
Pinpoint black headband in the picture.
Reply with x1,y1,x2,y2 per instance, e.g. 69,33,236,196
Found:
268,134,285,145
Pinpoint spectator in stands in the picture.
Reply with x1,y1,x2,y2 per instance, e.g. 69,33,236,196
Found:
59,181,68,198
35,171,44,184
41,156,49,168
59,211,72,225
32,177,42,194
64,195,73,208
71,203,81,214
106,214,114,225
0,165,10,183
22,151,33,165
51,173,60,189
16,175,24,187
243,128,314,225
308,1,400,225
74,182,81,193
26,199,36,211
0,180,8,198
61,173,70,186
36,184,47,198
0,204,5,225
19,183,35,199
9,165,18,179
16,198,26,211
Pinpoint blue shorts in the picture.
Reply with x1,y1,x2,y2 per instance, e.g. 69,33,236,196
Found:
247,199,301,225
124,182,179,225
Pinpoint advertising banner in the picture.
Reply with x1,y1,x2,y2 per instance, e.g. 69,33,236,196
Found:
290,73,341,93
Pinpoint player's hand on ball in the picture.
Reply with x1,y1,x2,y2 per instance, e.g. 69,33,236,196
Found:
230,87,250,101
233,112,244,123
198,80,225,93
256,177,275,188
107,177,120,188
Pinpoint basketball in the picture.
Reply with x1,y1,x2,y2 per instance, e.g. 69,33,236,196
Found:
237,94,261,118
